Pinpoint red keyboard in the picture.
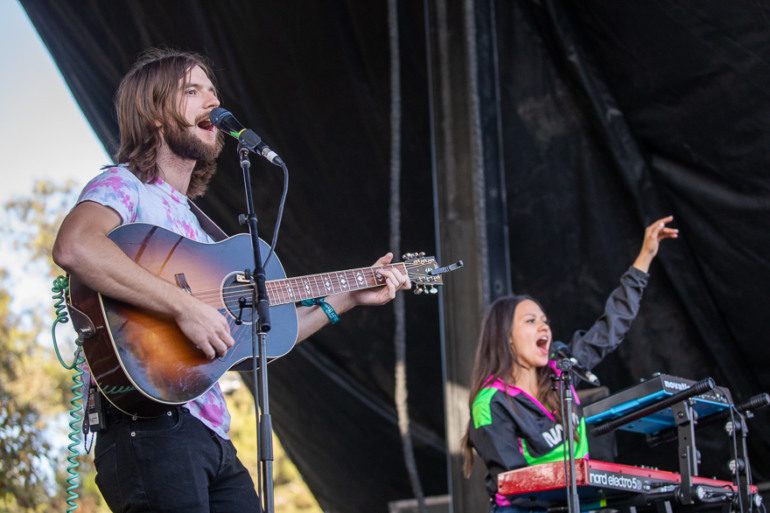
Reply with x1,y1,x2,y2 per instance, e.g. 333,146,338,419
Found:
498,459,756,507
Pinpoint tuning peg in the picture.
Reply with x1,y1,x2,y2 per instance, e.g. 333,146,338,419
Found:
419,251,425,257
430,286,438,294
414,285,423,295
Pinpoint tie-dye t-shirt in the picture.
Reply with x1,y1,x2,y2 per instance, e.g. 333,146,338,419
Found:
78,165,231,439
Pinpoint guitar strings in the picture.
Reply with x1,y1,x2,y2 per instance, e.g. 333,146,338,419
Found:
185,262,434,304
188,262,426,297
201,273,429,304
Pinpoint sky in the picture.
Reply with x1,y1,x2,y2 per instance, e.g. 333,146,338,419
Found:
0,0,107,325
0,1,109,204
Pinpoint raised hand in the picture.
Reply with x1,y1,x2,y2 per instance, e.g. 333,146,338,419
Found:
633,215,679,272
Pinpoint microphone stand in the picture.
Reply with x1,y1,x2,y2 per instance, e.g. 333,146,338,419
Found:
238,144,275,513
555,358,581,513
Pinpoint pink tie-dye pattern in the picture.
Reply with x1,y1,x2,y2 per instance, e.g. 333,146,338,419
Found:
154,177,183,204
181,221,199,240
77,166,232,439
81,174,137,221
198,391,226,422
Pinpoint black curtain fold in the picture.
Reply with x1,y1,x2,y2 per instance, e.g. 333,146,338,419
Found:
495,0,770,481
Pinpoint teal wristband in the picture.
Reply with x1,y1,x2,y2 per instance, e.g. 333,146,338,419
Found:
300,297,340,324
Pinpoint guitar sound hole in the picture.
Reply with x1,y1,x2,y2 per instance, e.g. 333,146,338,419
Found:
222,272,254,325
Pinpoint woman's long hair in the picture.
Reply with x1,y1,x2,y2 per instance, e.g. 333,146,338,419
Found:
460,295,559,477
114,48,218,198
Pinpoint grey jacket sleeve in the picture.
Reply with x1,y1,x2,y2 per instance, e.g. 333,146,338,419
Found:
568,266,649,370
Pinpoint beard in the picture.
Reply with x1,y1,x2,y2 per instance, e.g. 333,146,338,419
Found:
163,123,225,198
165,123,224,163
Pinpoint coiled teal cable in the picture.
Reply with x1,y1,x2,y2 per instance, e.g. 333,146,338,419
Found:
51,275,83,512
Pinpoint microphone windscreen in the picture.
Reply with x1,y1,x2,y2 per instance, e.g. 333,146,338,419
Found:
209,107,241,133
549,340,569,359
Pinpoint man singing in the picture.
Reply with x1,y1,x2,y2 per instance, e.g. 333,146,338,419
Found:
53,48,410,512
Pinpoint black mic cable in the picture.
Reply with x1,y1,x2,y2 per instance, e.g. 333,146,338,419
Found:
209,107,288,267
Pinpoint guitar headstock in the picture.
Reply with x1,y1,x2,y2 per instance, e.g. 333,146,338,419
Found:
402,252,442,295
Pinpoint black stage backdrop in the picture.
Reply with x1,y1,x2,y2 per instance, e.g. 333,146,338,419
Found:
21,1,770,510
495,0,770,485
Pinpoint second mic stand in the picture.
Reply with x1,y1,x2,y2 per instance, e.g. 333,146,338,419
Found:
554,359,581,513
238,144,275,513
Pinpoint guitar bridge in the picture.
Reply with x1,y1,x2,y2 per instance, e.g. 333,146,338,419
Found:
235,272,252,284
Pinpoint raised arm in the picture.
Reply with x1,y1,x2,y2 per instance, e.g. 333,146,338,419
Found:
570,215,678,368
53,201,234,359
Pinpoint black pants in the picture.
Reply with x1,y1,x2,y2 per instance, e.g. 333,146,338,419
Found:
94,406,261,512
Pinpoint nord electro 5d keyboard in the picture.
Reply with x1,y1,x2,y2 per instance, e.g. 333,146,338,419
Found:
498,458,757,509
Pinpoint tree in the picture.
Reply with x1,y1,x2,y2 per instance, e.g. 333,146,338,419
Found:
0,273,51,510
0,181,83,511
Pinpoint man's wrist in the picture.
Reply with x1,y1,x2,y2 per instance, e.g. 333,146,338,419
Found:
325,293,357,315
301,296,346,324
167,285,194,318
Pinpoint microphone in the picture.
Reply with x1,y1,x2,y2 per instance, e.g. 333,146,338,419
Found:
549,341,601,386
209,107,284,166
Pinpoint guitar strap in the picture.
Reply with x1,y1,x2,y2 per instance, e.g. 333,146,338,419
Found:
189,200,229,242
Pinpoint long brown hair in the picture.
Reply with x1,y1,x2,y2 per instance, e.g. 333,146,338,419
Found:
461,295,559,477
114,48,218,198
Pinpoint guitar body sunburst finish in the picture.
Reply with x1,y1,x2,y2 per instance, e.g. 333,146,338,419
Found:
68,223,297,417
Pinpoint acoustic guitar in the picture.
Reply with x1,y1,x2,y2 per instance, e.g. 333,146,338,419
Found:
66,223,449,417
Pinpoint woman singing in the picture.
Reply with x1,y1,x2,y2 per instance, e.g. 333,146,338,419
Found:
463,216,678,512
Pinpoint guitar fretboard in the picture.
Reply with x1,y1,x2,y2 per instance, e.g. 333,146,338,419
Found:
265,263,407,306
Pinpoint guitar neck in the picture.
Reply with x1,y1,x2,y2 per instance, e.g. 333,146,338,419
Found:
265,263,407,306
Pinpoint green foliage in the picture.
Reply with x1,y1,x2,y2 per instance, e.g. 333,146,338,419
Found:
0,180,108,512
3,180,76,275
0,280,50,510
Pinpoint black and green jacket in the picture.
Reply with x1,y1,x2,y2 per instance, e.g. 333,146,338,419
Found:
468,266,649,506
